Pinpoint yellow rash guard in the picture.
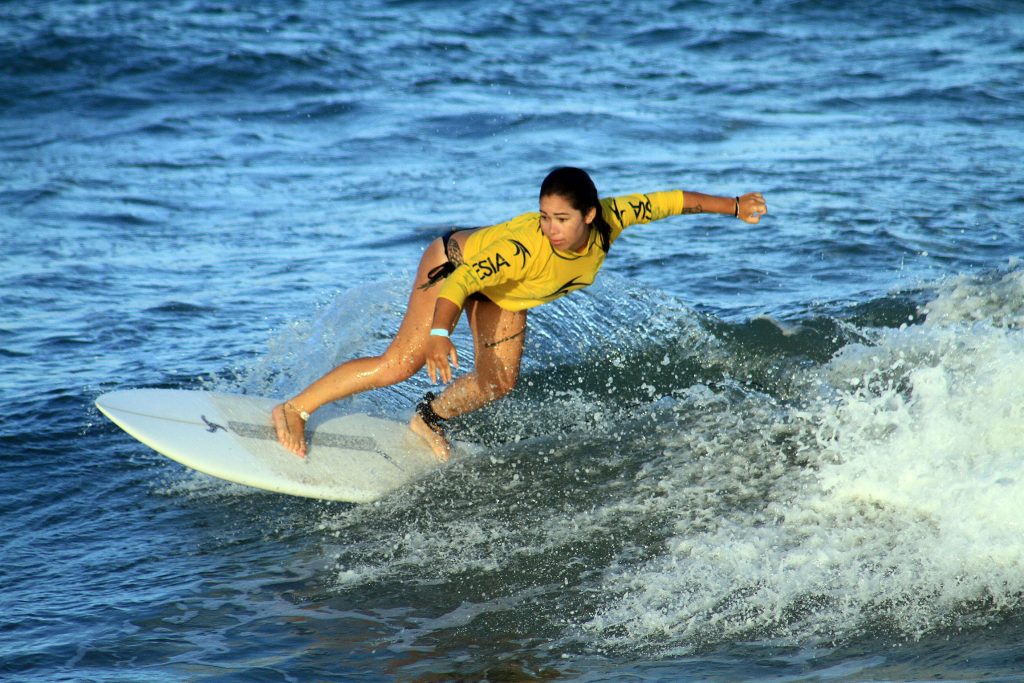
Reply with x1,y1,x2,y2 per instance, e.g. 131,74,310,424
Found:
436,190,685,311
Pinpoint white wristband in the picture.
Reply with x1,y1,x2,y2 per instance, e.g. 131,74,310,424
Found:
429,328,450,338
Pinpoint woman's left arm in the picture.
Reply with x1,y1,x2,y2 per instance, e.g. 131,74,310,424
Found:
682,191,768,224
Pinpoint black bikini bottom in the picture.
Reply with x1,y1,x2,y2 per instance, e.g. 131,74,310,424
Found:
421,229,490,303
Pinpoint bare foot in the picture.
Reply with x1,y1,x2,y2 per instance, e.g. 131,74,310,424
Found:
409,413,450,462
272,402,308,458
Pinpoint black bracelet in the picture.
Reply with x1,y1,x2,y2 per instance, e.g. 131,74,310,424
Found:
734,197,740,218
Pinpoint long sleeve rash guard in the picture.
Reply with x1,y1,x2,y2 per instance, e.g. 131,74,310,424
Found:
436,190,685,311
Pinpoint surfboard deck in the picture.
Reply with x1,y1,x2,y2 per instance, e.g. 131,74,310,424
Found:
95,389,442,503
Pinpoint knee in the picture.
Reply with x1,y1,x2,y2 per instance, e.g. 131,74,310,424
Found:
484,364,520,400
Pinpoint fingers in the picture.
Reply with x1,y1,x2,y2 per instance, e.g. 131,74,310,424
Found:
432,357,449,384
428,358,449,384
440,344,458,383
740,192,768,224
425,339,458,384
427,353,440,384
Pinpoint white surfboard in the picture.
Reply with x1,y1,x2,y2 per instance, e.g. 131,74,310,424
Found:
95,389,442,503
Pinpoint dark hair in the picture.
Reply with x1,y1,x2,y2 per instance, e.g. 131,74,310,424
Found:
539,166,612,252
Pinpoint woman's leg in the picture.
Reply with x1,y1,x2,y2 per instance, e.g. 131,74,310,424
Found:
274,237,453,456
409,298,527,460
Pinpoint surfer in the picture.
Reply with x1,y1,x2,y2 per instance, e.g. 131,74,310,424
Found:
273,167,767,460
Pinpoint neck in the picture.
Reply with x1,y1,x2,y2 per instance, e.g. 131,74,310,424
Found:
567,226,591,253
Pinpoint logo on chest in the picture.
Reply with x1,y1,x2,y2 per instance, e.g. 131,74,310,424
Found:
472,240,530,280
472,252,510,279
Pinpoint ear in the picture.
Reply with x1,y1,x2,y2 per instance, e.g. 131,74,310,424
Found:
584,206,597,225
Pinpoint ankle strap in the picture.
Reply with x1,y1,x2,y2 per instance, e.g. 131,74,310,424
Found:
416,392,446,434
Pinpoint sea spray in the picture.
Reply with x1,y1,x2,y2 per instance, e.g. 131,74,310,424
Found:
581,273,1024,654
214,259,1024,657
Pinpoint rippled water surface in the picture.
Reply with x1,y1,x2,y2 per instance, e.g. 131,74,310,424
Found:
3,1,1024,680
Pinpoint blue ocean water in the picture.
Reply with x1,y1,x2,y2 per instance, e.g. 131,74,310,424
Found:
3,0,1024,680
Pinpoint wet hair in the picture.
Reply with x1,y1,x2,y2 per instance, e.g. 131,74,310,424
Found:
539,166,613,252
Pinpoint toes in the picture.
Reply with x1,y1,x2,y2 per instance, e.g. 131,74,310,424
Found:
272,406,287,441
272,404,306,457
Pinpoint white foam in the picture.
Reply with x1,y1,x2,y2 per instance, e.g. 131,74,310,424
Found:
921,259,1024,328
582,275,1024,652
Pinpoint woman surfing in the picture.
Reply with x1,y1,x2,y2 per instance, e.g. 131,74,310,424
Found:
273,167,767,460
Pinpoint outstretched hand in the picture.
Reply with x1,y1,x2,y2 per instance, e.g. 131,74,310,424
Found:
737,192,768,224
425,335,459,384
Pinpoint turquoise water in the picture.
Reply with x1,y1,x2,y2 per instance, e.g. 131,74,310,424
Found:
3,1,1024,680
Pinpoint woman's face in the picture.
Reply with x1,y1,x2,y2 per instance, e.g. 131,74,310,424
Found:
539,193,596,253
